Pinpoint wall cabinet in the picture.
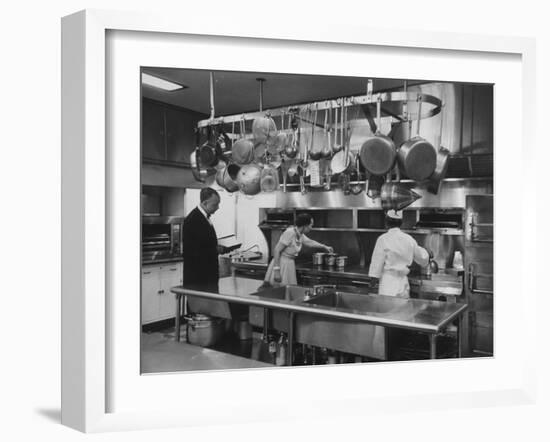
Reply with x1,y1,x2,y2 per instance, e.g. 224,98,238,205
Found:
141,262,183,325
142,98,206,166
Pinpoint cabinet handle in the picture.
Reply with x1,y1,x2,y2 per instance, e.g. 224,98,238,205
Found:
143,271,151,275
169,268,178,271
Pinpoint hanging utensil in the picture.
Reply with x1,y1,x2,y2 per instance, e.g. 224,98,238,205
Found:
260,163,280,193
284,112,298,158
308,104,322,161
397,94,437,181
427,105,449,194
321,103,333,159
359,96,396,176
330,100,353,175
366,173,384,199
350,154,364,195
332,100,343,153
232,118,255,165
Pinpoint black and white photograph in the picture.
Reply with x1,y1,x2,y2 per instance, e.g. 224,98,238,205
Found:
140,68,493,373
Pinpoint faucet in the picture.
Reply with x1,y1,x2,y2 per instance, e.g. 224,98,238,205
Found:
311,284,336,297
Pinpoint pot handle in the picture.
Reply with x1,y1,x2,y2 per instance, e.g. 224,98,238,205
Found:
416,94,423,137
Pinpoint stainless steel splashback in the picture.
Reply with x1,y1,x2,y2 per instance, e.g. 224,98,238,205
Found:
276,178,492,209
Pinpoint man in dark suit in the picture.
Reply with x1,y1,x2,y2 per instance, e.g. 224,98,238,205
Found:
182,187,230,292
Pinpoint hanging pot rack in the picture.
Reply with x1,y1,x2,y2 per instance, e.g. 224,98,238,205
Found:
197,90,443,130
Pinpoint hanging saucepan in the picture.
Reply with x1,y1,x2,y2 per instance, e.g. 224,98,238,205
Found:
216,163,241,193
232,119,255,165
359,97,396,176
236,163,262,195
260,163,280,193
198,126,219,168
190,148,205,183
366,173,384,199
397,95,437,181
426,147,450,195
252,114,277,145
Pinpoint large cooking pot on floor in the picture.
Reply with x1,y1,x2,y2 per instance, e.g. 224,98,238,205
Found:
185,314,225,347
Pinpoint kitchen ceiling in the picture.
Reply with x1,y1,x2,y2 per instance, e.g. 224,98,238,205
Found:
141,67,428,117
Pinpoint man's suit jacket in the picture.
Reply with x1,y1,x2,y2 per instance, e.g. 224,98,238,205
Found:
182,207,219,289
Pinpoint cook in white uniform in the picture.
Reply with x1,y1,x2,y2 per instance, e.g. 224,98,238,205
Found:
368,210,430,298
263,213,333,286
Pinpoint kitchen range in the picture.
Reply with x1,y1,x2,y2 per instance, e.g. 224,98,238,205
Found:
140,68,493,373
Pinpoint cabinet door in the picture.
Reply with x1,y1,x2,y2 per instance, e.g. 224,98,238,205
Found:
142,100,166,161
141,266,161,324
158,263,183,320
165,106,202,164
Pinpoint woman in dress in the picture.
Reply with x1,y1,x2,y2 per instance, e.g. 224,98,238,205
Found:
263,213,333,286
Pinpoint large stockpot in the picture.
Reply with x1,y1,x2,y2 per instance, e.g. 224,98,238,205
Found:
186,314,225,347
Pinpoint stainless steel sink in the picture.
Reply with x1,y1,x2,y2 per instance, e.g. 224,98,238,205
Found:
303,291,398,314
249,285,310,333
249,286,388,360
252,285,311,302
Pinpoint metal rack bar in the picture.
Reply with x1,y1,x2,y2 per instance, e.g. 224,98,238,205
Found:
196,91,443,128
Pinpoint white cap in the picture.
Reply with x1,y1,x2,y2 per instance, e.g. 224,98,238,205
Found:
386,209,403,220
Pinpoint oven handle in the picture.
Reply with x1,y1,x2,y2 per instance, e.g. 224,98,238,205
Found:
468,263,494,295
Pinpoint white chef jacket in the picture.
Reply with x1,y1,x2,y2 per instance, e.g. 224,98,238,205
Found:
368,228,429,297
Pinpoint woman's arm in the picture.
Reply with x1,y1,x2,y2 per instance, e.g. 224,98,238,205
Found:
302,235,333,252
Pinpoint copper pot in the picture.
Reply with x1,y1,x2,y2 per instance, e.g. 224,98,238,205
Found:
335,255,348,268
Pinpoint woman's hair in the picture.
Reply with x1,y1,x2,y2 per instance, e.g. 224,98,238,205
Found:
295,213,313,227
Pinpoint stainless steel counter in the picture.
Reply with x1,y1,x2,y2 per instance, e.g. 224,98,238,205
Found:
171,277,466,334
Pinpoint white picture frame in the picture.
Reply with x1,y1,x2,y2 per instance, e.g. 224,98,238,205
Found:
61,9,537,433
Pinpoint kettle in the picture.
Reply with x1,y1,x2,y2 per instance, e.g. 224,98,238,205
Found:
425,249,439,276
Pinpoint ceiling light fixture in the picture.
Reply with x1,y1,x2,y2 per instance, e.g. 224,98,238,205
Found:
141,72,187,92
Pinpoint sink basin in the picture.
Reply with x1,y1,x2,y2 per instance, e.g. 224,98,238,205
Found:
304,291,399,314
249,285,310,333
249,286,388,360
253,285,311,302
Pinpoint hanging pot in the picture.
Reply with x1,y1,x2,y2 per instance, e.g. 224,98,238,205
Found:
236,163,262,195
397,96,437,181
426,147,450,195
216,163,241,193
252,115,277,145
359,97,396,176
197,126,219,168
232,119,255,165
260,164,280,193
